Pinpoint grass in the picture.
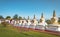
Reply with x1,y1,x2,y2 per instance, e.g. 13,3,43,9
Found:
0,24,60,37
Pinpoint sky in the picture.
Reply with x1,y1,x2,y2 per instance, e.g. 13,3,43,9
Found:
0,0,60,19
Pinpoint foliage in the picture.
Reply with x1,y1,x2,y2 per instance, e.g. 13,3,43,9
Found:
0,15,4,19
5,16,11,19
58,17,60,24
13,14,18,20
19,16,22,20
46,19,51,24
1,22,10,27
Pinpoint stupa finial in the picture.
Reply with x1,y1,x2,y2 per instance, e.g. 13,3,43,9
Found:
41,13,44,18
28,16,29,20
53,10,56,17
33,14,36,19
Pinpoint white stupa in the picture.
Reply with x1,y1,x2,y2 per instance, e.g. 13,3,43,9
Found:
35,13,47,30
51,10,58,25
18,20,22,27
29,14,38,29
10,20,15,25
21,17,27,27
46,10,60,32
24,16,31,28
14,20,19,26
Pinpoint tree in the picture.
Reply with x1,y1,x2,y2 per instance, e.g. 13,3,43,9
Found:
13,14,18,20
46,19,51,24
0,15,4,19
19,16,22,20
1,22,10,27
5,16,11,19
58,17,60,24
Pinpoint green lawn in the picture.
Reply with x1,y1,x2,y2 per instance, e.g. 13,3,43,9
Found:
0,24,60,37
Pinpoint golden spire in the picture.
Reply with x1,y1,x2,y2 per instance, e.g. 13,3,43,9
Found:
53,10,56,17
33,14,36,19
28,16,29,20
41,13,44,18
40,13,45,23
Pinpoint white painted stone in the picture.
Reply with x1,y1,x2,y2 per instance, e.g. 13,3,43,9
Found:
5,20,10,23
18,23,22,27
29,23,36,29
21,23,26,27
58,27,60,31
35,22,47,30
24,22,31,28
46,24,60,32
20,20,27,27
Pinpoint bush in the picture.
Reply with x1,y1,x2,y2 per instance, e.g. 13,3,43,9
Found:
1,22,10,27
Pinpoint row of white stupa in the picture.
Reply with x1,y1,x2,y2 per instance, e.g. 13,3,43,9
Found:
10,11,60,32
11,14,47,29
0,11,60,32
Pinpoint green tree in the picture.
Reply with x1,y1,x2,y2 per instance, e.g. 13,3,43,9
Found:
58,17,60,24
13,14,18,20
1,22,10,27
46,19,51,24
19,16,22,20
5,16,11,19
0,15,4,19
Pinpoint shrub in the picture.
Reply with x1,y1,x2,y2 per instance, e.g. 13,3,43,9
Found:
1,22,10,27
